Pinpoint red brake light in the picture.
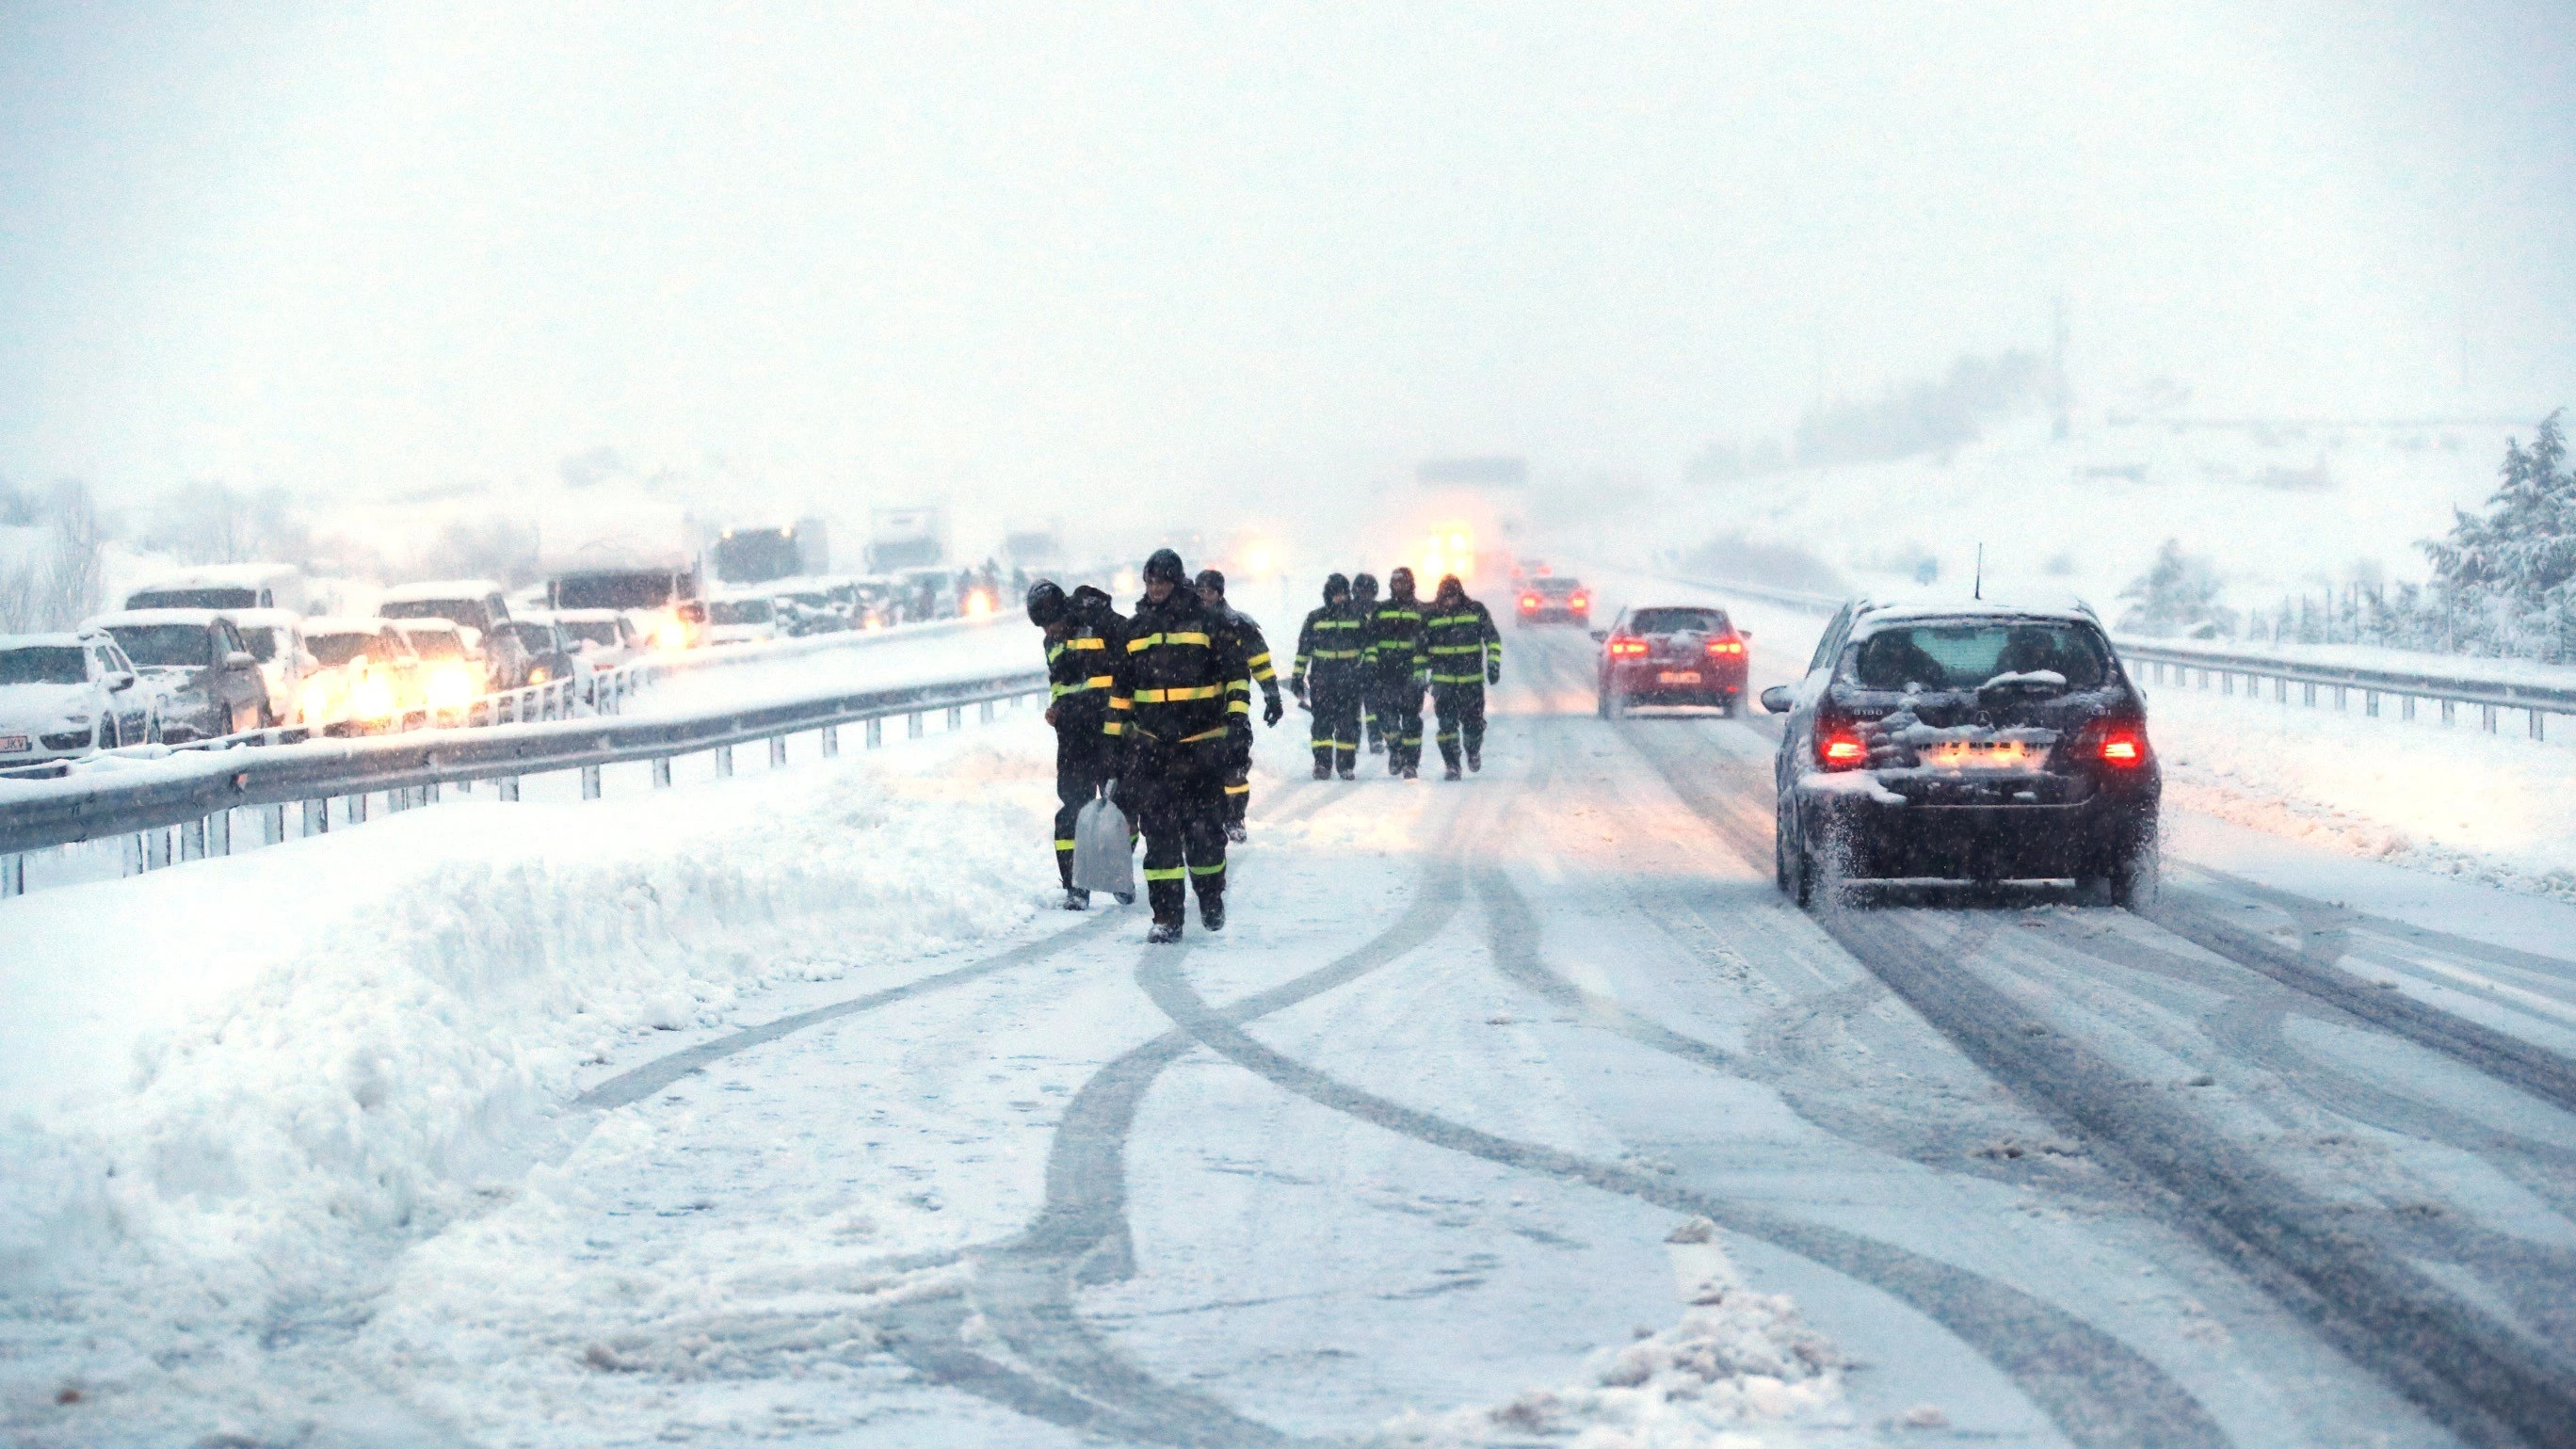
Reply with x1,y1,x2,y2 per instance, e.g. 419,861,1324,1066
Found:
1607,637,1648,657
1521,594,1539,608
1705,638,1744,656
2098,729,2146,765
1819,734,1867,767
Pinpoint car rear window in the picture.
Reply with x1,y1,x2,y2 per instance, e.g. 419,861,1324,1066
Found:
381,598,491,632
307,632,375,666
1846,620,2108,691
105,624,212,669
709,599,773,624
1533,578,1582,595
1626,607,1730,636
0,647,87,685
237,626,282,663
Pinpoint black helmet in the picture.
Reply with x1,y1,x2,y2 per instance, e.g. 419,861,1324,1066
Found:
1388,566,1415,599
1436,573,1464,601
1323,572,1349,604
1025,579,1068,626
1143,548,1187,586
1194,568,1226,597
1352,572,1379,603
1070,583,1112,617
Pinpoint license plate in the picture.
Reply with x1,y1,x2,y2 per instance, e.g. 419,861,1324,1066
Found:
1922,738,2043,771
1655,670,1701,684
0,735,27,753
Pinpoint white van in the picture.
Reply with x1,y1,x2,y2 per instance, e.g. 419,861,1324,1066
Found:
123,563,309,616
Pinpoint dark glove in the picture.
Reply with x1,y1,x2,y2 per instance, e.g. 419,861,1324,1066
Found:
1487,663,1501,685
1291,676,1308,705
1263,694,1283,727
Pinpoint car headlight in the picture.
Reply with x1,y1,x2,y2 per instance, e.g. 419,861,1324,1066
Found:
351,675,396,720
426,665,475,713
300,679,340,721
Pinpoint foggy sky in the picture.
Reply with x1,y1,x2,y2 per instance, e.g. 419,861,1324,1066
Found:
3,2,2570,513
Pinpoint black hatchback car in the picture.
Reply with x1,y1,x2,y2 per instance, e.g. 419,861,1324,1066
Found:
1762,598,2159,906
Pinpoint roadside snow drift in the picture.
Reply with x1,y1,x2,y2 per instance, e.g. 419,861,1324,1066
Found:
0,726,1058,1441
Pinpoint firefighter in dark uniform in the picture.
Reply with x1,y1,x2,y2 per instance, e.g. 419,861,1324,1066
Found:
1029,580,1124,908
1194,569,1283,842
1423,573,1503,780
1110,549,1251,943
1348,572,1382,753
1364,566,1430,778
1290,573,1366,780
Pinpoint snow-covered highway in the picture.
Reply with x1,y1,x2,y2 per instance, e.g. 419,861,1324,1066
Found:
8,623,2576,1448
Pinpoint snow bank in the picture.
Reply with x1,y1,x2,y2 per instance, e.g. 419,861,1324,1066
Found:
1382,1221,1855,1449
0,727,1059,1439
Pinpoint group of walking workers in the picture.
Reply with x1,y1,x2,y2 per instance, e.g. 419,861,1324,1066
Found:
1291,565,1502,782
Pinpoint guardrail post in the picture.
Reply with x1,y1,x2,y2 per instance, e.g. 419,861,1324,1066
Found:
2274,677,2287,703
869,718,884,749
581,765,603,799
979,700,995,724
123,835,144,876
2301,682,2316,707
907,713,923,739
2333,685,2347,711
2441,699,2456,727
181,818,207,861
2401,695,2416,722
652,757,672,788
769,734,788,768
715,746,733,779
147,829,172,870
822,724,839,758
2482,704,2498,733
2220,671,2233,698
425,782,441,805
2533,710,2548,742
498,776,520,801
2364,689,2379,717
302,799,328,836
1,854,22,898
946,705,963,731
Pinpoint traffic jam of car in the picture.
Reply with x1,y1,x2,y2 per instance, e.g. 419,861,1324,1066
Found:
0,555,1010,771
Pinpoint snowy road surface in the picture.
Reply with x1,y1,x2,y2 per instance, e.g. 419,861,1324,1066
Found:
8,626,2576,1447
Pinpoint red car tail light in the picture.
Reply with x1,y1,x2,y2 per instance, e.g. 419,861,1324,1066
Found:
2069,717,2150,768
1705,638,1745,657
1607,637,1648,658
1570,594,1589,609
1521,594,1540,609
1814,706,1869,770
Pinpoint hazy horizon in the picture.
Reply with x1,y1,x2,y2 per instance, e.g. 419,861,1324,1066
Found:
4,2,2571,523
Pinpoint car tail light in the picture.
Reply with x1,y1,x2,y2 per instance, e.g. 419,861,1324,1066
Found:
1705,637,1745,656
2097,726,2148,766
1607,637,1648,658
1521,594,1540,609
1570,594,1588,609
1814,707,1869,770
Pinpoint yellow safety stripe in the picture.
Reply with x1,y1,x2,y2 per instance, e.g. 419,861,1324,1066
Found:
1108,696,1133,710
1426,644,1481,654
1180,725,1230,744
1226,679,1251,693
1055,838,1076,849
1050,675,1116,698
1189,861,1226,876
1431,672,1483,684
1128,632,1211,652
1228,699,1250,715
1135,684,1222,702
1245,651,1270,668
1376,609,1420,620
1142,866,1186,881
1046,643,1064,662
1067,637,1105,650
1103,720,1125,736
1427,614,1480,627
1223,782,1250,795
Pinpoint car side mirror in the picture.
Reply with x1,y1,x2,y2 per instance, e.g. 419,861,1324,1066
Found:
1588,629,1608,642
108,671,136,691
225,651,255,670
1760,685,1794,714
1738,630,1752,640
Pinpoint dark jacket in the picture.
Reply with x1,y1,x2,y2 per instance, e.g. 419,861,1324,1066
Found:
1206,601,1281,716
1044,600,1125,732
1108,588,1250,757
1293,601,1368,690
1423,596,1502,685
1364,595,1428,680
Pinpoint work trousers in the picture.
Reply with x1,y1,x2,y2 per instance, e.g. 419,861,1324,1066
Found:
1128,744,1228,924
1370,669,1425,770
1224,723,1253,825
1431,681,1488,768
1053,727,1113,889
1307,675,1360,775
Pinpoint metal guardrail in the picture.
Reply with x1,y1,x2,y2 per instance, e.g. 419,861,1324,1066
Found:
1646,570,2573,741
0,667,1048,898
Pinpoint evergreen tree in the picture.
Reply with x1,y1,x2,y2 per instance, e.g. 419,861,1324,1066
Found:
2422,411,2576,659
2117,538,2233,637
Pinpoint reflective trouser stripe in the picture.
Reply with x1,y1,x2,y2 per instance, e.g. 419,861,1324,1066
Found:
1223,782,1249,796
1189,861,1226,876
1055,839,1075,850
1181,725,1230,743
1142,866,1186,881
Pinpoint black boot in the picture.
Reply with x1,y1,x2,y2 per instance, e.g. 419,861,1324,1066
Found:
1226,822,1248,844
1312,759,1331,781
1443,761,1461,781
1337,763,1356,781
1147,920,1183,944
1199,894,1225,931
1466,742,1481,772
1063,888,1091,910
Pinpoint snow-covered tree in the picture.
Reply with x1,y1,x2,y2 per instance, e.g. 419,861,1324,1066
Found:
2422,411,2576,660
2117,539,2234,638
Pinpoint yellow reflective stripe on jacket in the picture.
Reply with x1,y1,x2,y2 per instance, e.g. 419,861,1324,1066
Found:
1426,643,1482,654
1226,679,1251,693
1127,631,1211,652
1107,695,1133,710
1051,674,1116,698
1135,684,1222,702
1227,699,1250,715
1066,636,1105,650
1180,725,1230,744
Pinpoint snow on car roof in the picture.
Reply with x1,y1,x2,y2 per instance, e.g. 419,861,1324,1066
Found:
127,562,301,588
389,617,463,634
379,578,504,602
541,607,625,621
300,615,396,636
0,632,92,649
222,607,303,628
1848,590,2101,631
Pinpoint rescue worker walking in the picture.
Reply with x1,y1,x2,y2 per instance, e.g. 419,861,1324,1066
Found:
1195,569,1284,842
1290,573,1367,780
1029,580,1125,908
1423,573,1503,780
1348,572,1383,753
1364,566,1430,778
1111,549,1250,943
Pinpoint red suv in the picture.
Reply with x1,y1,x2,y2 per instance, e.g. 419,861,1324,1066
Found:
1595,605,1750,716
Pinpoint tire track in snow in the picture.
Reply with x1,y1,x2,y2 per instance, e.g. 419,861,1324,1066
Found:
1602,700,2576,1449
